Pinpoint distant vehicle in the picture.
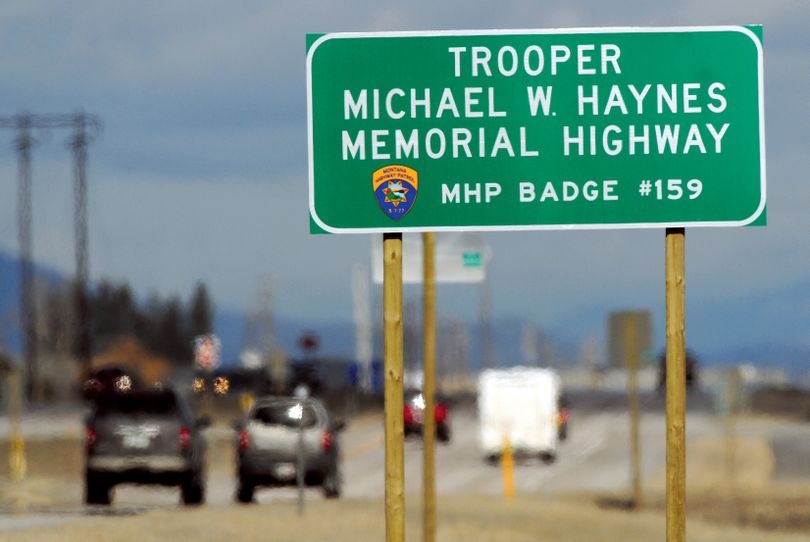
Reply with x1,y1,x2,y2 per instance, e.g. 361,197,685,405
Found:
191,374,231,396
557,393,570,441
287,361,326,396
82,366,143,400
403,389,451,443
657,349,700,390
477,367,562,464
235,396,344,503
84,388,208,506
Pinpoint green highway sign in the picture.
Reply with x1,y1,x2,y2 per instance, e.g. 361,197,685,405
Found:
307,26,765,233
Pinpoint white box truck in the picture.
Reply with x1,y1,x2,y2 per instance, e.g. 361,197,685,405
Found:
477,367,561,463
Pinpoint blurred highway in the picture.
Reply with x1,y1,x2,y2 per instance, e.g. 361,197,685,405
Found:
2,389,810,534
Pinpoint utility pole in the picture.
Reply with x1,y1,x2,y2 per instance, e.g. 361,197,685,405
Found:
0,111,102,398
478,275,496,369
255,275,275,355
13,115,37,400
351,264,373,392
403,299,418,379
244,275,280,389
439,319,469,388
69,112,95,379
625,315,643,508
521,322,539,366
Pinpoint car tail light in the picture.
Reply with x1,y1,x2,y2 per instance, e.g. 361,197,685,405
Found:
558,408,570,425
435,404,448,424
404,404,414,424
238,429,250,450
179,427,191,450
321,429,333,450
85,427,97,451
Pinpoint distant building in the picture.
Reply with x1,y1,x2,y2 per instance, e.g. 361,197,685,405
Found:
0,349,15,405
607,310,654,369
0,349,12,374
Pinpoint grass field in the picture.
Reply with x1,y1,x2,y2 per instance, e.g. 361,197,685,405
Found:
2,494,810,542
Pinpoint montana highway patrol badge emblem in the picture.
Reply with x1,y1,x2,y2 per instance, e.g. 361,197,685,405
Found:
372,165,418,221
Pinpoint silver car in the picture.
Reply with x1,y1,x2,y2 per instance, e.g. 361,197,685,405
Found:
235,396,343,502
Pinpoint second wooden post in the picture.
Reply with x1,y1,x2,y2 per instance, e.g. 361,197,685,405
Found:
383,232,405,542
422,232,437,542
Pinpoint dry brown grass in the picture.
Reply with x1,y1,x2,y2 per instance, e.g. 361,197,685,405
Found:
684,486,810,533
637,434,810,533
649,434,775,493
2,431,809,540
2,494,810,542
0,437,82,481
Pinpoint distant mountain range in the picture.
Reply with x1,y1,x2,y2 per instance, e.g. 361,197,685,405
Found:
217,281,810,376
1,250,808,375
533,280,810,374
0,251,63,355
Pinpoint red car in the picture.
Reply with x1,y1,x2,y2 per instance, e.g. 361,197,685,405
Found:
403,390,451,443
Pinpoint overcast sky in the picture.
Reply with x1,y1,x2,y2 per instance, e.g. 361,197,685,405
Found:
0,1,807,336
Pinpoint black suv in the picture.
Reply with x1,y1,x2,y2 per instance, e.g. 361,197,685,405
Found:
84,388,208,506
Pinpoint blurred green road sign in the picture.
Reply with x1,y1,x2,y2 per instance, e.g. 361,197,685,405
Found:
463,253,482,267
307,26,765,233
370,232,489,283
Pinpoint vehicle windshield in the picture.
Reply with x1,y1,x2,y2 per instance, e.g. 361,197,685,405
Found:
252,402,319,429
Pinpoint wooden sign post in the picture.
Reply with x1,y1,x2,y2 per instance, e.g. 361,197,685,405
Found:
383,232,405,542
665,228,686,542
422,232,437,542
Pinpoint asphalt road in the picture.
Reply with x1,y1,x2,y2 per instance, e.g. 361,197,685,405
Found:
342,394,719,499
74,393,719,505
1,389,808,533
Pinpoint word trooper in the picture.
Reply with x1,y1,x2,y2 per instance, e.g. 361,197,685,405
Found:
449,43,622,77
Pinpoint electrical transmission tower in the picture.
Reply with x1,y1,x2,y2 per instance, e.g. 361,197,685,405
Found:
0,111,101,399
11,115,37,399
244,275,275,355
478,274,497,370
351,264,372,392
69,114,99,378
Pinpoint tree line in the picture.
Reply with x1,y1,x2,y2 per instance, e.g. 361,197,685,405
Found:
88,279,213,364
